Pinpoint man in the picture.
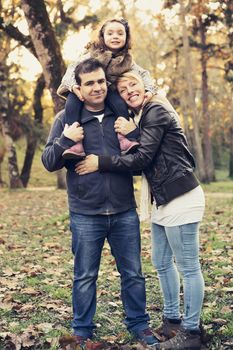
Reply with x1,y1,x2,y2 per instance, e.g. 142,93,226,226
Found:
41,58,159,347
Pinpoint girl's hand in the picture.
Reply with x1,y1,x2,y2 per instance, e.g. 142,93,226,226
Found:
63,122,84,142
142,91,153,106
75,155,99,175
114,117,136,135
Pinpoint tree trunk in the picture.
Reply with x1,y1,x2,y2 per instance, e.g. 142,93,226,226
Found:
20,134,37,187
0,141,6,187
21,0,65,114
20,74,45,187
0,60,23,188
21,0,66,188
179,0,207,182
199,16,215,182
223,0,233,177
0,128,6,187
180,93,195,155
0,163,4,187
229,125,233,178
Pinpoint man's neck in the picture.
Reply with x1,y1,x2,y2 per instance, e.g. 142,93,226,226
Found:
84,104,105,113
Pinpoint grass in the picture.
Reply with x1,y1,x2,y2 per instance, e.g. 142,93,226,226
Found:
0,182,232,349
0,143,233,348
202,179,233,193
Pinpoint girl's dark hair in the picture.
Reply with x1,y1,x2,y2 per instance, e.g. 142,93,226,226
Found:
91,18,132,53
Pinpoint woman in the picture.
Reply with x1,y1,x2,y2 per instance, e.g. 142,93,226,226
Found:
76,72,205,350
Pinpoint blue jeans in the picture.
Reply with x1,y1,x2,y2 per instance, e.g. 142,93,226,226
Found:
70,209,150,338
151,222,204,330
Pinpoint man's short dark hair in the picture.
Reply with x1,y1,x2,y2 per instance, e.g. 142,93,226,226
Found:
74,58,105,85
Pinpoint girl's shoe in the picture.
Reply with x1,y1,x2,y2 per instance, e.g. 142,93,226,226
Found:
154,327,201,349
62,142,86,160
117,134,139,155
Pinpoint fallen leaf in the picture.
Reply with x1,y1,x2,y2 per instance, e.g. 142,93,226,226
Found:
220,305,232,313
36,322,54,333
21,287,40,295
212,318,227,325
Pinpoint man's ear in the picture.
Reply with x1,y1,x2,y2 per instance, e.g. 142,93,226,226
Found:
73,84,84,101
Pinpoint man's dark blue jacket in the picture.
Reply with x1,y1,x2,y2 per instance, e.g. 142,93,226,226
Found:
41,107,137,215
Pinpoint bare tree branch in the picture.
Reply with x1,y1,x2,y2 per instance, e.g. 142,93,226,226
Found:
57,0,98,30
0,17,37,57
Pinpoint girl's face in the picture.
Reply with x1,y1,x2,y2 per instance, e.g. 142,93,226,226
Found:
103,21,127,52
117,77,145,110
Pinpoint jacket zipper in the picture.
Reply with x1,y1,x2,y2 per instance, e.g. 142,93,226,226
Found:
99,120,112,214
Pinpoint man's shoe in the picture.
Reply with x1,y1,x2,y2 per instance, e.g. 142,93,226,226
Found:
154,327,201,349
62,142,86,160
132,328,160,346
154,316,182,341
59,334,87,349
73,335,88,350
117,134,139,155
74,334,86,342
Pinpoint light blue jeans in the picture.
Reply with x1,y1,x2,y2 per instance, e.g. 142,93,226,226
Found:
151,222,204,331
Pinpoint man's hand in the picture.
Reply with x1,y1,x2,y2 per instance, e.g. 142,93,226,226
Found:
63,122,84,142
75,155,99,175
114,117,136,135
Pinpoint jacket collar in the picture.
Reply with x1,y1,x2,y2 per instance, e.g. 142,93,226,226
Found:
80,106,114,124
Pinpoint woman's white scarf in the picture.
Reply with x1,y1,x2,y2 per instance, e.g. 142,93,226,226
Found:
140,173,151,222
134,108,151,222
134,94,177,221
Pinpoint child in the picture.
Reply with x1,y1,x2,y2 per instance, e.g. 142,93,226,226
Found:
57,18,157,160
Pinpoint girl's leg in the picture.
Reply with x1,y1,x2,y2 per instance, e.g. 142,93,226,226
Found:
151,223,180,320
165,223,204,331
62,92,85,160
65,92,83,124
106,89,130,119
106,89,139,154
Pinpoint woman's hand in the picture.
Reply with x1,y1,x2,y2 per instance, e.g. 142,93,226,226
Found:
114,117,136,135
142,91,153,106
75,155,99,175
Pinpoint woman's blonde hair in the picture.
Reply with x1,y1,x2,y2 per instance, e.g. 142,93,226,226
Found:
116,71,145,87
116,72,173,111
116,73,179,114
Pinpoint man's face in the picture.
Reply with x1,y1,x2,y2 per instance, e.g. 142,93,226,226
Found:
73,68,107,111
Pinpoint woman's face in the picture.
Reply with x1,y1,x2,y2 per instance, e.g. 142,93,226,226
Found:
103,21,126,52
117,77,145,109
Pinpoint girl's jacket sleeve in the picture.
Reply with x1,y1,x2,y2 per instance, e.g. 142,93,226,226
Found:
57,52,91,99
131,62,157,94
41,110,75,172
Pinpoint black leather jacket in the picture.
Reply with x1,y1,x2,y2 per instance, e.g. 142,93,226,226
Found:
99,101,199,207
